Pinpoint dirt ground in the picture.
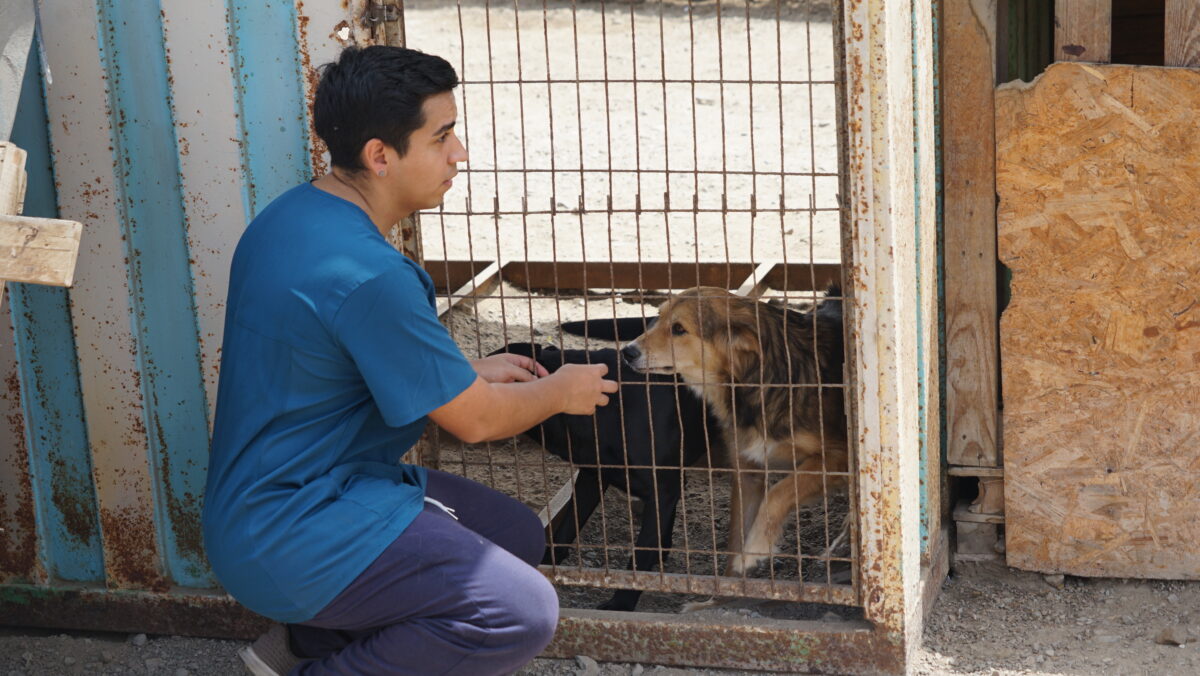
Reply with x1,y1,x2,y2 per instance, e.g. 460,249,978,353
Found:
4,562,1198,675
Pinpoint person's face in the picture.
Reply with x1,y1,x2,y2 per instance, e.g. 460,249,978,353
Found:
386,91,467,215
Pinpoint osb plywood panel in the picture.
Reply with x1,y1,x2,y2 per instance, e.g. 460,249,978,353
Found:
997,63,1200,579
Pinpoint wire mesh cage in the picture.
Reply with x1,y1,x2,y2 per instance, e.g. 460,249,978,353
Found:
400,0,855,617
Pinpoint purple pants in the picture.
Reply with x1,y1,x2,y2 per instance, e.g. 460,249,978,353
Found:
288,469,559,675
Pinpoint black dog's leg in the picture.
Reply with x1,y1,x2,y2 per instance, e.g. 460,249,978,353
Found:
598,488,681,611
542,469,605,566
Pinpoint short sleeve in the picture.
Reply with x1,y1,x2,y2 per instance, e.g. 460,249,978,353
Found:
332,264,478,427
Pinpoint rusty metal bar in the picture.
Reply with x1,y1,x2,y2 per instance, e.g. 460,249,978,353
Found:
543,567,855,606
544,609,900,674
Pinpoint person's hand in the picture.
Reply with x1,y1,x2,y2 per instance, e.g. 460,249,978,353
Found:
471,353,550,383
550,363,620,414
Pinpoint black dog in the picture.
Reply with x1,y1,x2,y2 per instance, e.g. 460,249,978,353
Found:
489,342,723,611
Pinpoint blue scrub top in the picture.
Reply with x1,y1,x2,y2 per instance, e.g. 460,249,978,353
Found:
202,183,478,622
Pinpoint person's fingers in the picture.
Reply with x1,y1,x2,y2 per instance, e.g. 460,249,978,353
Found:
597,394,610,407
600,378,619,394
591,363,609,376
533,362,550,378
506,365,536,382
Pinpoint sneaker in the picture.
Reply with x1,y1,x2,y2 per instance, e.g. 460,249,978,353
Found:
240,624,304,676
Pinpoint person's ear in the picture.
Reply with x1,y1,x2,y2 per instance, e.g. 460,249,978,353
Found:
360,138,388,177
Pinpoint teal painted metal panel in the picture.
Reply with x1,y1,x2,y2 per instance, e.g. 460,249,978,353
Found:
95,0,214,587
8,39,104,583
226,0,313,218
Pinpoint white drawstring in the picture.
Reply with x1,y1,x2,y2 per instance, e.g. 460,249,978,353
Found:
423,496,458,520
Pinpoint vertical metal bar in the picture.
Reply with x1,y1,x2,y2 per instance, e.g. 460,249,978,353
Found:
96,0,214,588
160,0,252,435
840,0,925,650
4,39,102,584
226,0,312,220
40,0,164,590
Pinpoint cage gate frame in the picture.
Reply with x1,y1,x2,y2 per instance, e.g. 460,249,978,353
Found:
387,0,944,672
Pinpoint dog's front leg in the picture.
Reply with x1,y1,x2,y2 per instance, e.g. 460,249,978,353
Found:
731,456,841,576
543,469,605,566
724,466,765,576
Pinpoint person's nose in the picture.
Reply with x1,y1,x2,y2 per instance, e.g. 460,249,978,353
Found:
450,135,468,165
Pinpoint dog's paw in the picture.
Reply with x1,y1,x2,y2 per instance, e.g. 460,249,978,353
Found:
727,553,767,576
680,597,719,613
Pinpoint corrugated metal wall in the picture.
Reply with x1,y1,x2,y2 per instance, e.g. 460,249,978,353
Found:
2,0,369,594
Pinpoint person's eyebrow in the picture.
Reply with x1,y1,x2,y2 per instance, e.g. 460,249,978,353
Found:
433,121,456,136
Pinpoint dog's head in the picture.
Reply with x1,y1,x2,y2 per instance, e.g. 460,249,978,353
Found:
621,285,844,388
620,287,758,385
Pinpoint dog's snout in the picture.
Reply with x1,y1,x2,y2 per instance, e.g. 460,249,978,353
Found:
620,344,641,365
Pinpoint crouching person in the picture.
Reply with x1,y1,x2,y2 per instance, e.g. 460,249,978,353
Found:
201,45,618,676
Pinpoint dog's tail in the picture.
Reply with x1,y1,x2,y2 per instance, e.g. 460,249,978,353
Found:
818,284,843,319
558,316,653,342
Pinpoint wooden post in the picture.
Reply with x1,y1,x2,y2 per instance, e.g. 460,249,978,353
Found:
1166,0,1200,67
941,0,1000,467
0,142,84,308
1054,0,1112,63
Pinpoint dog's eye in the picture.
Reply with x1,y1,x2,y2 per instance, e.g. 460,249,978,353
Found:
671,322,687,336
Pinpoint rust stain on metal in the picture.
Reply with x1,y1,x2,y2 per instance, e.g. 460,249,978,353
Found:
0,584,271,640
295,2,330,177
546,610,903,674
49,459,99,544
100,506,168,592
152,410,204,562
0,370,37,579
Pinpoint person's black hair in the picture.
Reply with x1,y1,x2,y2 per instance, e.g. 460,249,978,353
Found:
313,46,459,170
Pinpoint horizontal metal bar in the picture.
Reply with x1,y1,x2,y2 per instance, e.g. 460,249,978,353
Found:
461,78,839,86
545,608,902,674
542,566,855,606
456,168,841,177
0,583,269,640
438,207,841,216
422,260,842,293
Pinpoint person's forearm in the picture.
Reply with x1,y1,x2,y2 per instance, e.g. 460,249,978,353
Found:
470,378,565,441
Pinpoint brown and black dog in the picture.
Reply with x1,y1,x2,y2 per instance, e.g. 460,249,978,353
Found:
619,286,846,575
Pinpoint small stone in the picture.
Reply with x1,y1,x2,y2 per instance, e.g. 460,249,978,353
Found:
63,656,76,666
1169,593,1181,604
144,657,164,672
131,633,148,647
631,665,644,676
1044,574,1066,590
1044,647,1055,657
20,652,31,663
574,655,600,676
175,669,190,676
101,650,116,663
1155,626,1197,646
1095,633,1121,644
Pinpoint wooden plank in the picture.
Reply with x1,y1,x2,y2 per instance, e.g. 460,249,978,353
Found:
494,260,842,294
953,501,1006,524
1166,0,1200,67
733,261,776,297
997,63,1200,578
947,465,1004,477
941,0,1000,467
0,215,83,287
0,143,28,217
434,261,500,317
1054,0,1112,63
536,469,579,530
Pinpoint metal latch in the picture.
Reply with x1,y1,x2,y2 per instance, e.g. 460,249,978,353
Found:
366,2,401,24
